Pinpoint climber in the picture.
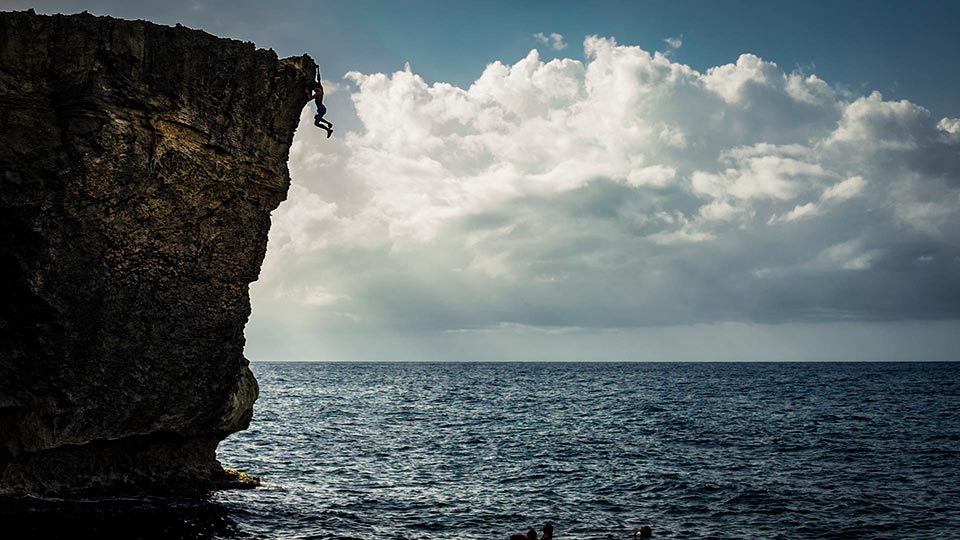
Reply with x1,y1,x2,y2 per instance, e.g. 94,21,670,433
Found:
309,78,333,138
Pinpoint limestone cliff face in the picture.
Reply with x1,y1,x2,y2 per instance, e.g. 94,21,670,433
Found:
0,10,315,495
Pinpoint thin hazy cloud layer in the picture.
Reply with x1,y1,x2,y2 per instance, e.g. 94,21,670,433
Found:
259,37,960,336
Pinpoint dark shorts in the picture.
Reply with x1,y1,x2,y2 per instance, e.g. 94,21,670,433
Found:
315,104,327,121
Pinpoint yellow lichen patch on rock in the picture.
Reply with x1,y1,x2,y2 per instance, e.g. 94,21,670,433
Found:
223,467,261,488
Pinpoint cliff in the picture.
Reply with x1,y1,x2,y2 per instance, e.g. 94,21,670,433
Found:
0,10,315,495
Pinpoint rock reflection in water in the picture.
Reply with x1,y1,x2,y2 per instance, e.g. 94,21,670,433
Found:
0,496,243,540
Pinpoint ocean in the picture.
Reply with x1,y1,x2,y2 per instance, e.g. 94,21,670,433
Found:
6,362,960,539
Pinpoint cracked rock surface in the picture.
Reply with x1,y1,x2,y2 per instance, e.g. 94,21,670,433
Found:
0,10,315,495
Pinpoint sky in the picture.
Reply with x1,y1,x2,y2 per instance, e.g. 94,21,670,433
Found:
10,1,960,360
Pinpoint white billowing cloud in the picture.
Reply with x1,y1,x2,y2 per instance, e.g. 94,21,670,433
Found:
822,175,867,202
768,175,868,223
702,53,780,104
827,91,932,150
249,35,960,354
690,171,725,199
626,164,676,187
724,154,829,200
533,32,567,51
784,72,835,105
772,202,819,223
268,183,340,254
698,199,744,222
939,117,960,135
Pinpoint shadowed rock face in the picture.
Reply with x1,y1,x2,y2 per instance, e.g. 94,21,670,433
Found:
0,10,315,495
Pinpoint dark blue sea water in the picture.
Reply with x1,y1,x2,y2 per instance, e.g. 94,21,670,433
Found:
6,362,960,539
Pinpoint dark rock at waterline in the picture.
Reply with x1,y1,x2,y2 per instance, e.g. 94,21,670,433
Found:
0,9,315,495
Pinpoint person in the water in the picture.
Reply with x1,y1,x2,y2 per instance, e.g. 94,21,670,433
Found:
308,80,333,138
540,523,554,540
509,528,538,540
633,525,652,537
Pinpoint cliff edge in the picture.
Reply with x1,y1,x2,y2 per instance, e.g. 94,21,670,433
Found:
0,10,315,495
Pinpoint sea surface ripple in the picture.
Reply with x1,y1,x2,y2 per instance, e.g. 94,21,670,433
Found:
6,362,960,539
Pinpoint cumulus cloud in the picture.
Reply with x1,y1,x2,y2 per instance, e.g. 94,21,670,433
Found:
250,36,960,350
768,175,868,223
533,32,567,51
939,117,960,135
